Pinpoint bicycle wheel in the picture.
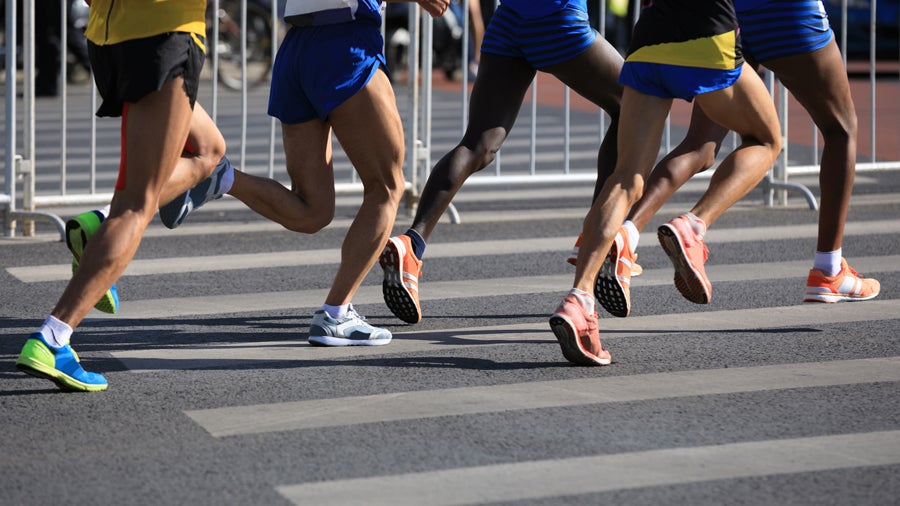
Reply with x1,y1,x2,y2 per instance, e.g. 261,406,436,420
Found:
213,0,273,91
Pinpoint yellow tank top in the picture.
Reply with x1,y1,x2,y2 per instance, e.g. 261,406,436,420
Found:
85,0,207,48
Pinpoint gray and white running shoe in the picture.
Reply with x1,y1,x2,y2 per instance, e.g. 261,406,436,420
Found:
308,305,392,346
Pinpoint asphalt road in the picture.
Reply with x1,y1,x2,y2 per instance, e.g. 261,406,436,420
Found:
1,77,899,505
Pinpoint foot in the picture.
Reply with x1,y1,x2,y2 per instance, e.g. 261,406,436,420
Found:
595,227,641,317
16,333,108,392
804,258,880,303
549,295,611,366
570,232,642,273
658,215,712,304
65,210,119,314
308,306,392,346
159,157,232,229
379,235,423,323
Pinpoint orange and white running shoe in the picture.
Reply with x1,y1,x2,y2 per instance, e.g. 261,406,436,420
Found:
804,258,880,303
566,234,582,265
549,295,611,366
658,215,712,304
567,233,643,276
595,227,641,317
380,235,423,324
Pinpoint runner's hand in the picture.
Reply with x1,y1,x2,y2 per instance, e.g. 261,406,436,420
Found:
417,0,450,17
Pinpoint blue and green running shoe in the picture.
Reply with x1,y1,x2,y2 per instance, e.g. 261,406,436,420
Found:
66,210,119,314
16,333,108,392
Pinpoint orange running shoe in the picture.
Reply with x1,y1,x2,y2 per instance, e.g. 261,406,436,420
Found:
380,235,423,323
549,295,611,366
804,258,880,303
658,215,712,304
566,234,582,266
567,232,643,276
595,227,641,317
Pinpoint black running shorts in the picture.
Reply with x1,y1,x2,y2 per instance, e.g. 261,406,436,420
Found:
88,32,205,118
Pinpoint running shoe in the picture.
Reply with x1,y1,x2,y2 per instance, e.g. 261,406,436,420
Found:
804,258,880,303
549,295,611,366
66,210,119,314
16,333,108,392
380,235,423,324
595,227,641,317
657,215,712,304
159,156,232,229
568,232,644,274
308,306,392,346
566,234,582,266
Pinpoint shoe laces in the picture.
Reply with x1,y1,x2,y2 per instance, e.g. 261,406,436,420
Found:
344,304,367,322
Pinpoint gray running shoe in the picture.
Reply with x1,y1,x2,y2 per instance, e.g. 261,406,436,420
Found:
308,306,392,346
159,156,232,229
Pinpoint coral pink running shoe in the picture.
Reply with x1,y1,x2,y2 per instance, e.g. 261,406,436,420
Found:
804,258,880,303
658,215,712,304
549,295,611,366
595,227,640,317
380,235,423,323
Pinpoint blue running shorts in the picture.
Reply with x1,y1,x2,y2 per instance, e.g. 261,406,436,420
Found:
736,0,834,62
618,62,742,102
268,21,387,124
480,3,596,69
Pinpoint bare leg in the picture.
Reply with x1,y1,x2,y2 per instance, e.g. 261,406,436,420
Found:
763,40,856,252
627,105,729,232
230,69,405,306
227,121,337,234
689,64,782,227
51,78,194,328
158,103,227,206
326,69,406,305
573,87,673,294
545,34,624,198
409,52,536,240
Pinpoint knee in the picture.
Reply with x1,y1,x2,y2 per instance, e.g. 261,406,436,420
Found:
819,110,858,146
363,171,406,209
607,171,645,208
288,205,334,234
461,129,506,172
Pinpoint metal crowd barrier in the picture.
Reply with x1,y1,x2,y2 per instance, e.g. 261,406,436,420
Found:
3,0,898,238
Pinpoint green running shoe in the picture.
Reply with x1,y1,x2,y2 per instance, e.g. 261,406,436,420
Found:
66,210,120,314
16,333,108,392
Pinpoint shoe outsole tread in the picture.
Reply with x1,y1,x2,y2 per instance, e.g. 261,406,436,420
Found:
15,359,107,392
380,239,422,324
549,315,611,366
658,224,710,304
66,213,119,314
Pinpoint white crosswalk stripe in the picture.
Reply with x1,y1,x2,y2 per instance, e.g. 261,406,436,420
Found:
5,182,900,505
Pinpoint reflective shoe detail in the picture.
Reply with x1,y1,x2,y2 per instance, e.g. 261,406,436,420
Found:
65,211,119,314
380,235,423,324
16,333,108,392
566,234,582,266
658,215,712,304
159,157,231,229
549,295,611,366
595,227,639,317
308,306,392,346
804,258,880,303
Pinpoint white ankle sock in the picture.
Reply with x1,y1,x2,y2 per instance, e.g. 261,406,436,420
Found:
38,315,73,348
323,303,349,319
622,220,640,252
683,212,707,238
568,288,595,314
98,205,110,219
814,249,842,276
